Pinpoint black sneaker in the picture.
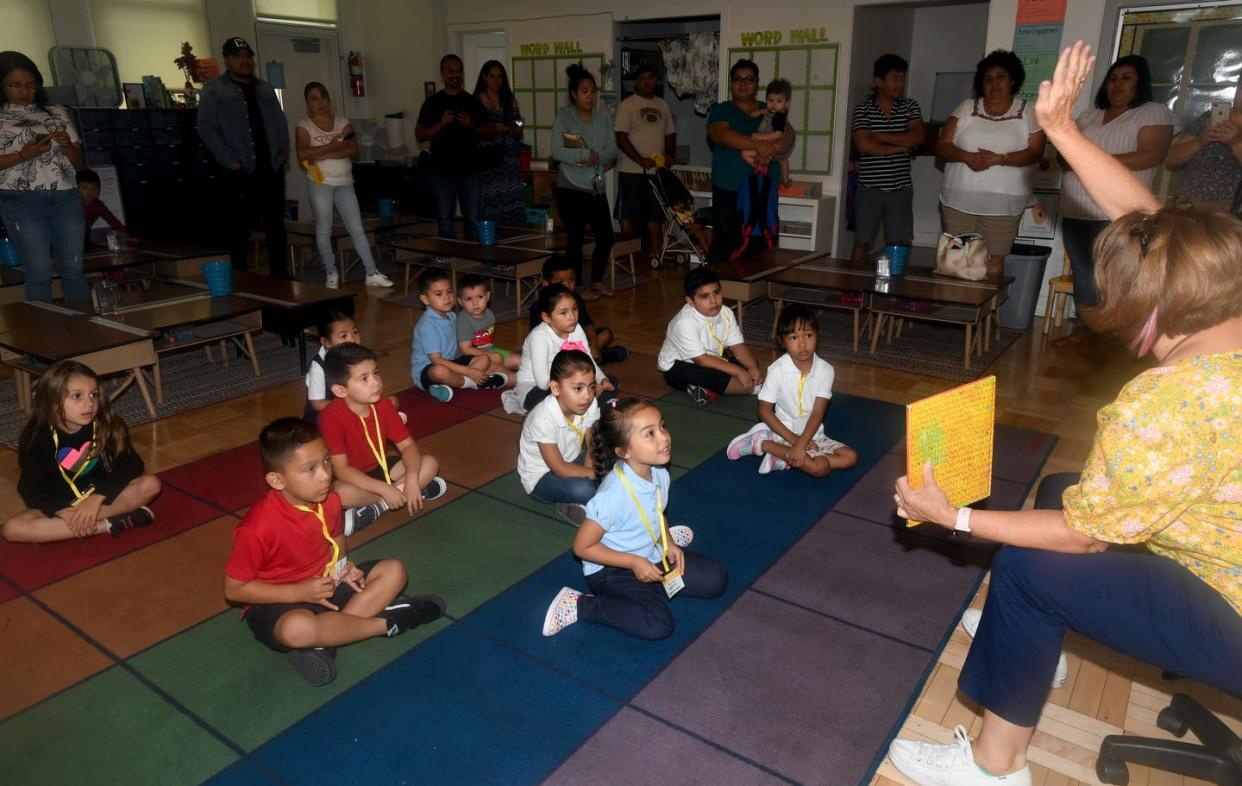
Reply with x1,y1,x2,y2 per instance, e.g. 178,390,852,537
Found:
480,372,508,390
345,499,388,536
287,647,336,686
421,477,447,501
381,594,446,637
108,506,155,538
599,345,630,364
685,384,710,406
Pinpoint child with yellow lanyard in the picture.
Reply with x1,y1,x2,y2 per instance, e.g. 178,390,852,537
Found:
542,398,724,639
726,304,858,476
225,418,445,686
316,343,447,536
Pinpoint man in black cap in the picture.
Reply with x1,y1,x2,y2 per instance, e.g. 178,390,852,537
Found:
198,36,290,277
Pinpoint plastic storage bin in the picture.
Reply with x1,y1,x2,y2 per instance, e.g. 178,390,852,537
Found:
999,244,1053,330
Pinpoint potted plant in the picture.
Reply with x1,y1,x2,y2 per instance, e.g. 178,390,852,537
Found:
174,42,201,108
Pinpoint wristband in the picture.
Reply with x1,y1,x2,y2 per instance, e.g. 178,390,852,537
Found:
954,507,973,534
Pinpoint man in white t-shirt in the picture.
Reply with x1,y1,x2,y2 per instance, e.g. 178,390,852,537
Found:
657,268,763,405
615,63,677,266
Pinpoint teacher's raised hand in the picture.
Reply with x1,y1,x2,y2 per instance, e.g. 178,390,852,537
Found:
1035,41,1096,139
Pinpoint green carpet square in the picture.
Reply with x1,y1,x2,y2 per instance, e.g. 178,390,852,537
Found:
474,472,565,521
660,391,760,422
0,666,238,785
657,402,751,468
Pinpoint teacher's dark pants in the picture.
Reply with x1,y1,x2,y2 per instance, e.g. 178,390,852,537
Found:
707,187,740,264
959,472,1242,727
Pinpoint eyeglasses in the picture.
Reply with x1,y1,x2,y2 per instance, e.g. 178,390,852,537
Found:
3,82,36,92
731,75,757,84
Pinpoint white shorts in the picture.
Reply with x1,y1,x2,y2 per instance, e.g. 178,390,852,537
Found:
738,421,847,457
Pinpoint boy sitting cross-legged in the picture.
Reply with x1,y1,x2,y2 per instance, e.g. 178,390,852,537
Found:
318,343,447,535
411,269,508,403
657,267,764,405
455,273,521,380
224,417,446,687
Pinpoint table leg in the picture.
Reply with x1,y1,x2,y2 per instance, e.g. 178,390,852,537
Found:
244,331,260,377
870,313,885,354
964,324,973,369
852,309,860,352
770,300,784,340
220,339,230,368
737,301,745,331
984,311,992,351
132,369,156,417
299,332,308,373
153,360,163,404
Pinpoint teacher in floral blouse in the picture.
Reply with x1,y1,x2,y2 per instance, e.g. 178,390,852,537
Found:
887,42,1242,786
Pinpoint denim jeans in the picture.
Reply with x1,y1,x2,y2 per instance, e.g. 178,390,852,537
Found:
429,168,479,238
529,454,596,505
307,180,377,277
958,473,1242,727
0,189,87,302
1060,217,1109,315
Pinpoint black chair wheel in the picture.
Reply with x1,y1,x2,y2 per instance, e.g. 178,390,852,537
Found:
1096,756,1131,785
1156,706,1189,737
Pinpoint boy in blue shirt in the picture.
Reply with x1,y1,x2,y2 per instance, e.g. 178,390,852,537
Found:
411,270,507,403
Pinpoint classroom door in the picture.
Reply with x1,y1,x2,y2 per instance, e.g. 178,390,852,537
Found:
255,23,344,226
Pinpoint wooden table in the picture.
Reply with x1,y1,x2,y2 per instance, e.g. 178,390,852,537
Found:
0,243,229,304
389,236,553,313
715,248,821,328
766,264,874,352
285,215,438,280
164,271,354,370
0,301,158,414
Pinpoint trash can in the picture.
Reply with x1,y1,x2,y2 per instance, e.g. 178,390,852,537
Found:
998,243,1052,330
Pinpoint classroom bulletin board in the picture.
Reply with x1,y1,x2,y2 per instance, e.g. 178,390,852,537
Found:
511,53,606,158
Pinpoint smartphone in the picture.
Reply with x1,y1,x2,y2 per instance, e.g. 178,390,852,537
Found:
513,118,524,128
343,131,356,141
1210,101,1230,125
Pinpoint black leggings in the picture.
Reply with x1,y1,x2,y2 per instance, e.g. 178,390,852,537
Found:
556,188,614,285
580,551,728,639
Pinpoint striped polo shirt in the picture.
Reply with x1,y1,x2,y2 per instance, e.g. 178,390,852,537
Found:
851,95,922,191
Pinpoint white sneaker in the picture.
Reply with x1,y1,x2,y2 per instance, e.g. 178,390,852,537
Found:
668,525,693,548
960,608,1067,688
365,272,394,287
542,586,582,636
889,725,1031,786
324,272,339,289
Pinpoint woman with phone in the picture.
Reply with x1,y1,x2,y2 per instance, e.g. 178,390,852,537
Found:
295,81,392,289
474,61,527,227
0,51,88,303
1166,81,1242,212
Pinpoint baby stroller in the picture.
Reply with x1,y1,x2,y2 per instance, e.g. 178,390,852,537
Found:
648,167,708,269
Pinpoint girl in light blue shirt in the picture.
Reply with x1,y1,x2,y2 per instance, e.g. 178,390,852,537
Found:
541,398,728,639
551,64,618,298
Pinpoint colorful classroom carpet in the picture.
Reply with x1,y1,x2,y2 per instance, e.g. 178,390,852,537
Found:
0,366,1055,786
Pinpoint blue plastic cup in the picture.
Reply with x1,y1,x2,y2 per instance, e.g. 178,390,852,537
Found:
0,237,19,268
201,260,232,296
377,198,396,218
478,220,497,246
884,244,910,276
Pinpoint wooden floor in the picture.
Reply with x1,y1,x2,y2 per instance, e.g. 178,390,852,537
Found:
2,258,1236,786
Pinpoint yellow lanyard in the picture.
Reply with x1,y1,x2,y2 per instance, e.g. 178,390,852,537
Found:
294,502,340,578
614,464,669,571
705,311,731,357
358,405,391,484
564,415,585,448
51,423,96,503
796,373,808,418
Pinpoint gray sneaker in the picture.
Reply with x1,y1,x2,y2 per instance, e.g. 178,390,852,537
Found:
555,502,587,526
345,499,389,536
287,647,336,686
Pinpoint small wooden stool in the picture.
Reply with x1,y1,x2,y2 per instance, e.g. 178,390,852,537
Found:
609,233,642,290
1043,251,1075,335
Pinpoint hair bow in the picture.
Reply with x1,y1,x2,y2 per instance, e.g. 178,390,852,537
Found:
560,341,588,353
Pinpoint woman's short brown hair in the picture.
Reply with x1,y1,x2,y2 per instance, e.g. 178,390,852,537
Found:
1086,206,1242,344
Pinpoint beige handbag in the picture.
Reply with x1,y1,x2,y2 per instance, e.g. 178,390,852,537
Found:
935,232,989,281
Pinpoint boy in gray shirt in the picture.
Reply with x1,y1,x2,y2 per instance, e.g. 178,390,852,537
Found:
455,274,521,382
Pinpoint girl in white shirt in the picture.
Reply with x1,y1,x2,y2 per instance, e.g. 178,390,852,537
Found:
726,305,858,476
514,284,612,412
295,82,392,289
517,350,600,524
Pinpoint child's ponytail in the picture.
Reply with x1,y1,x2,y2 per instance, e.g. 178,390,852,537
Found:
590,397,650,483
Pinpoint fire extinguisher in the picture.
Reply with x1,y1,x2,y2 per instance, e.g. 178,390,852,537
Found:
349,51,365,97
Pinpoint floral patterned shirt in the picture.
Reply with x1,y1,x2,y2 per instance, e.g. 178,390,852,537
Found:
0,103,80,191
1062,351,1242,615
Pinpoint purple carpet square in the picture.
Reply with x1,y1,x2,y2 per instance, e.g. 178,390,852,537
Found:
543,707,789,786
754,511,988,649
632,591,930,786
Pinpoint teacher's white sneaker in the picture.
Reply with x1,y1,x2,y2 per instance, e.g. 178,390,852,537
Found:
888,725,1031,786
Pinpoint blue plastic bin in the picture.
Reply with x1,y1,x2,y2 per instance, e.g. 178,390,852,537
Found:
0,237,19,268
377,198,396,218
477,220,497,246
202,260,232,296
883,244,910,276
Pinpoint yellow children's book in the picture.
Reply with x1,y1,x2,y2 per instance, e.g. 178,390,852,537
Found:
905,375,995,526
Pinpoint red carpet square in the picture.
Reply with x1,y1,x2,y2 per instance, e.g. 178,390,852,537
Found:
394,388,481,438
0,487,224,591
158,441,266,513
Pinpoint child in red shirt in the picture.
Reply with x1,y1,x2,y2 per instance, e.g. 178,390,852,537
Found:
224,417,445,686
316,343,446,535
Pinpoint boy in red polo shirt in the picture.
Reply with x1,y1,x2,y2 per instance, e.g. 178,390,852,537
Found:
224,417,445,686
317,343,446,535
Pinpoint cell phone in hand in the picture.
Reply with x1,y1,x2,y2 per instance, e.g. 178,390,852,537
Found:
1211,102,1230,125
343,132,356,141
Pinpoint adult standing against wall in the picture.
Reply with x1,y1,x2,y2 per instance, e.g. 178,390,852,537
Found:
475,60,527,227
551,64,617,300
936,50,1046,278
1165,80,1241,212
706,59,792,264
0,51,87,302
849,54,925,263
416,54,489,239
198,36,290,278
1055,55,1173,348
615,62,677,268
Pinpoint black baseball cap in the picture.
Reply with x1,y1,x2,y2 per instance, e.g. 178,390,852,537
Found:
222,37,254,57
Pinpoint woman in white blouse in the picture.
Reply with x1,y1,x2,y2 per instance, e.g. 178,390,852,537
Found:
1055,55,1174,347
295,81,392,289
937,50,1047,278
0,51,86,303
